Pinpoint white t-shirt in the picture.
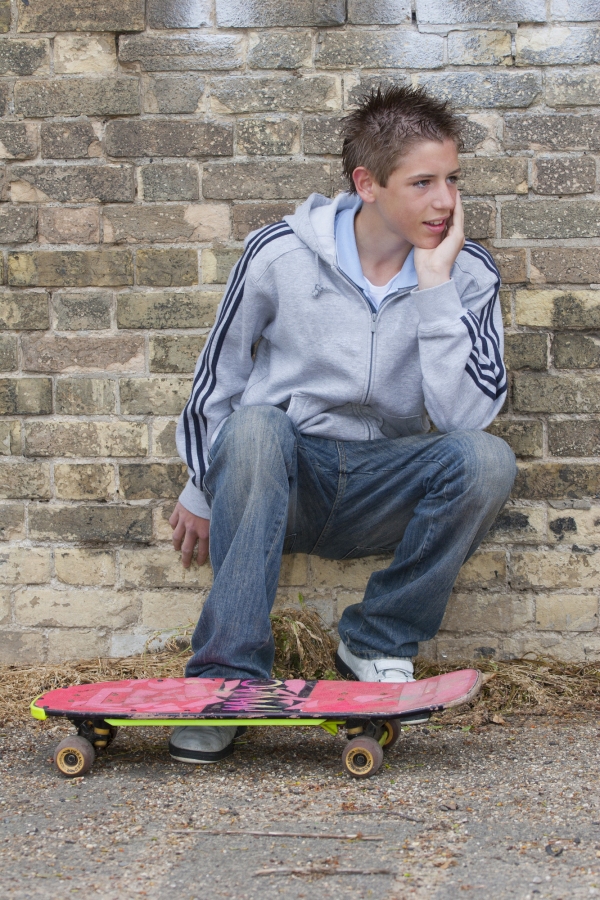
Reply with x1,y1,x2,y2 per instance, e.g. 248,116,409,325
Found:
364,275,397,309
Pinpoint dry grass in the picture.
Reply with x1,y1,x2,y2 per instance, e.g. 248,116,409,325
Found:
1,608,598,725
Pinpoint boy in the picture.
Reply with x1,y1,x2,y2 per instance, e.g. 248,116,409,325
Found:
168,86,516,764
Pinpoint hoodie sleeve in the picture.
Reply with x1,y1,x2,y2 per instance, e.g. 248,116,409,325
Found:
411,241,507,433
175,221,292,518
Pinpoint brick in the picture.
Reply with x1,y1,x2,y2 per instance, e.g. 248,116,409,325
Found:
29,506,152,543
279,555,309,588
38,208,100,245
458,115,500,152
303,116,342,155
345,74,409,109
216,0,345,26
514,373,600,413
548,421,600,457
117,290,219,328
463,201,495,239
516,26,600,66
212,75,340,114
0,504,25,541
153,502,176,541
40,121,101,160
236,117,300,156
15,79,140,118
0,83,9,116
202,250,241,285
203,161,330,201
516,289,600,327
448,30,512,66
442,593,533,633
248,32,312,70
53,290,112,331
554,333,600,368
546,69,600,108
148,0,212,28
103,204,226,244
0,1,9,31
0,587,8,624
119,34,243,72
536,594,598,632
140,164,199,202
505,333,548,370
0,207,35,244
310,554,391,590
460,158,528,195
121,547,212,589
10,165,133,204
0,631,44,666
0,378,52,415
414,72,541,108
530,250,600,284
55,378,116,415
0,39,48,75
0,123,37,160
496,249,527,283
504,114,600,150
454,550,506,590
232,202,295,240
348,0,410,23
17,0,145,32
486,505,546,543
141,590,205,631
548,507,600,544
317,30,442,70
9,251,134,288
0,548,51,584
15,587,137,628
149,335,206,373
119,376,191,416
47,629,111,662
512,549,600,590
416,0,547,23
551,0,600,18
513,462,600,499
56,549,115,586
136,250,198,287
0,337,17,372
0,420,19,454
119,462,188,500
55,34,116,74
486,419,544,458
143,75,205,114
55,463,115,501
0,291,48,331
503,200,600,239
0,461,50,499
105,120,232,159
153,419,177,457
22,333,143,373
533,157,595,195
25,421,147,457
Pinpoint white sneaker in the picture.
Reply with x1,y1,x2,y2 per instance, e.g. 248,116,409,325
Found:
169,725,240,764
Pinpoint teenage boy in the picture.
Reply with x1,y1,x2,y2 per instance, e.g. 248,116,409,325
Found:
168,86,516,764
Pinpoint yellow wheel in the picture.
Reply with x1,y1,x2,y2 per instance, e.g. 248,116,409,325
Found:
342,736,384,778
381,719,401,749
54,737,95,777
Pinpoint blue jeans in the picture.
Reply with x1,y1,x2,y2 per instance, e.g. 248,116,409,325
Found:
185,405,516,679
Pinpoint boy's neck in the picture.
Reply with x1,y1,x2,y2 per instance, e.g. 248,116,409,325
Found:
353,202,412,286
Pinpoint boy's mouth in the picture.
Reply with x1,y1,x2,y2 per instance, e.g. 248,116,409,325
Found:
423,217,449,234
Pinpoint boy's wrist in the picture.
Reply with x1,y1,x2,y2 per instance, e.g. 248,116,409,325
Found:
416,270,452,291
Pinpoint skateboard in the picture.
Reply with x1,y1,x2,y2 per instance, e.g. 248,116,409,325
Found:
31,669,481,780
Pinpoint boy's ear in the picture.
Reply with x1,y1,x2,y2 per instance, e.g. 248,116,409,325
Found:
353,167,377,203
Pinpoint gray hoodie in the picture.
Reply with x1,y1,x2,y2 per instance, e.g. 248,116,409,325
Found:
177,191,506,519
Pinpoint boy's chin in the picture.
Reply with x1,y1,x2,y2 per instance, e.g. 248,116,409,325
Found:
413,235,444,251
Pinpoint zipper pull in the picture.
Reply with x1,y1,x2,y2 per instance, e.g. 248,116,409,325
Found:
371,313,377,332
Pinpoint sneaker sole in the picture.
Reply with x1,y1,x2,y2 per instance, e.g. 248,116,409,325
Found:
168,726,246,764
335,651,431,726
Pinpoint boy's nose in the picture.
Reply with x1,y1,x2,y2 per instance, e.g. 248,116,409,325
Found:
431,183,455,210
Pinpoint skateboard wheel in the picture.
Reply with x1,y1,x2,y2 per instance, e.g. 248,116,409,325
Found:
381,719,401,749
54,736,95,777
342,736,384,779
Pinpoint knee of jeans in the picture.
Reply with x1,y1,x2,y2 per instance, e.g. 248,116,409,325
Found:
446,430,516,503
216,405,295,463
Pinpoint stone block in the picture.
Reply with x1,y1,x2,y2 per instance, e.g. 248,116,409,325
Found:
0,337,17,372
18,0,145,31
24,421,147,458
495,249,528,284
211,75,340,115
10,165,134,204
442,592,533,634
536,594,598,632
0,462,50,499
0,39,48,75
118,290,219,329
551,0,600,19
136,250,198,287
0,83,8,116
0,1,9,32
548,507,600,544
512,549,600,590
303,116,343,155
103,205,227,244
236,117,299,156
0,378,52,415
15,79,140,118
546,69,600,107
22,333,143,373
120,377,191,416
454,550,506,590
140,164,199,202
55,378,116,415
121,547,212,589
30,506,152,543
514,372,600,413
216,0,345,26
119,34,243,72
460,158,528,195
148,0,212,28
232,202,296,240
0,504,25,541
486,419,544,458
248,32,312,70
516,289,600,327
345,74,409,109
140,590,206,633
486,505,546,543
203,160,330,200
417,0,546,22
154,502,176,541
317,29,442,70
53,290,112,331
458,115,501,152
0,207,36,244
463,201,495,239
0,421,19,455
0,631,45,666
0,547,51,584
38,208,100,245
119,462,188,500
149,335,206,373
9,251,133,288
55,34,116,74
516,26,600,66
548,420,600,457
348,0,410,23
530,249,600,284
0,291,49,330
40,121,101,160
309,554,391,590
54,463,115,500
15,587,138,629
504,113,600,150
533,157,595,195
106,120,232,159
46,629,110,662
503,200,600,239
202,250,241,285
414,72,541,108
513,462,600,499
554,333,600,368
505,333,547,370
0,123,37,160
448,30,513,66
279,554,309,587
153,419,178,457
143,75,205,114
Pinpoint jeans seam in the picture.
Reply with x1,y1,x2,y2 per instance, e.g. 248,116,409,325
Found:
310,440,347,555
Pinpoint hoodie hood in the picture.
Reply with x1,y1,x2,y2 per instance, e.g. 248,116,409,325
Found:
284,192,358,265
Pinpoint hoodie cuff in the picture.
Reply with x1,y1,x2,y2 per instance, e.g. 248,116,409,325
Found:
411,279,464,329
178,480,212,520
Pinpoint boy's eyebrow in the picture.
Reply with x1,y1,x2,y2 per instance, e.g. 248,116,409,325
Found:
410,167,462,179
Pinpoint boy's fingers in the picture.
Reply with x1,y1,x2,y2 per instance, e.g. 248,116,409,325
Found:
171,519,186,551
180,530,198,568
196,537,209,566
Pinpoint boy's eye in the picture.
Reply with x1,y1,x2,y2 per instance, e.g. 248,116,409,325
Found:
414,180,429,188
447,176,459,184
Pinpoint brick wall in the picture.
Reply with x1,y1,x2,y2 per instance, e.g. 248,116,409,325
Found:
0,0,599,665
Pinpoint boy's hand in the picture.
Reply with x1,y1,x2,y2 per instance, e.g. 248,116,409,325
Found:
414,191,465,291
169,502,210,568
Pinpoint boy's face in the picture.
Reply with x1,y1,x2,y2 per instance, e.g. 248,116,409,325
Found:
356,138,461,250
